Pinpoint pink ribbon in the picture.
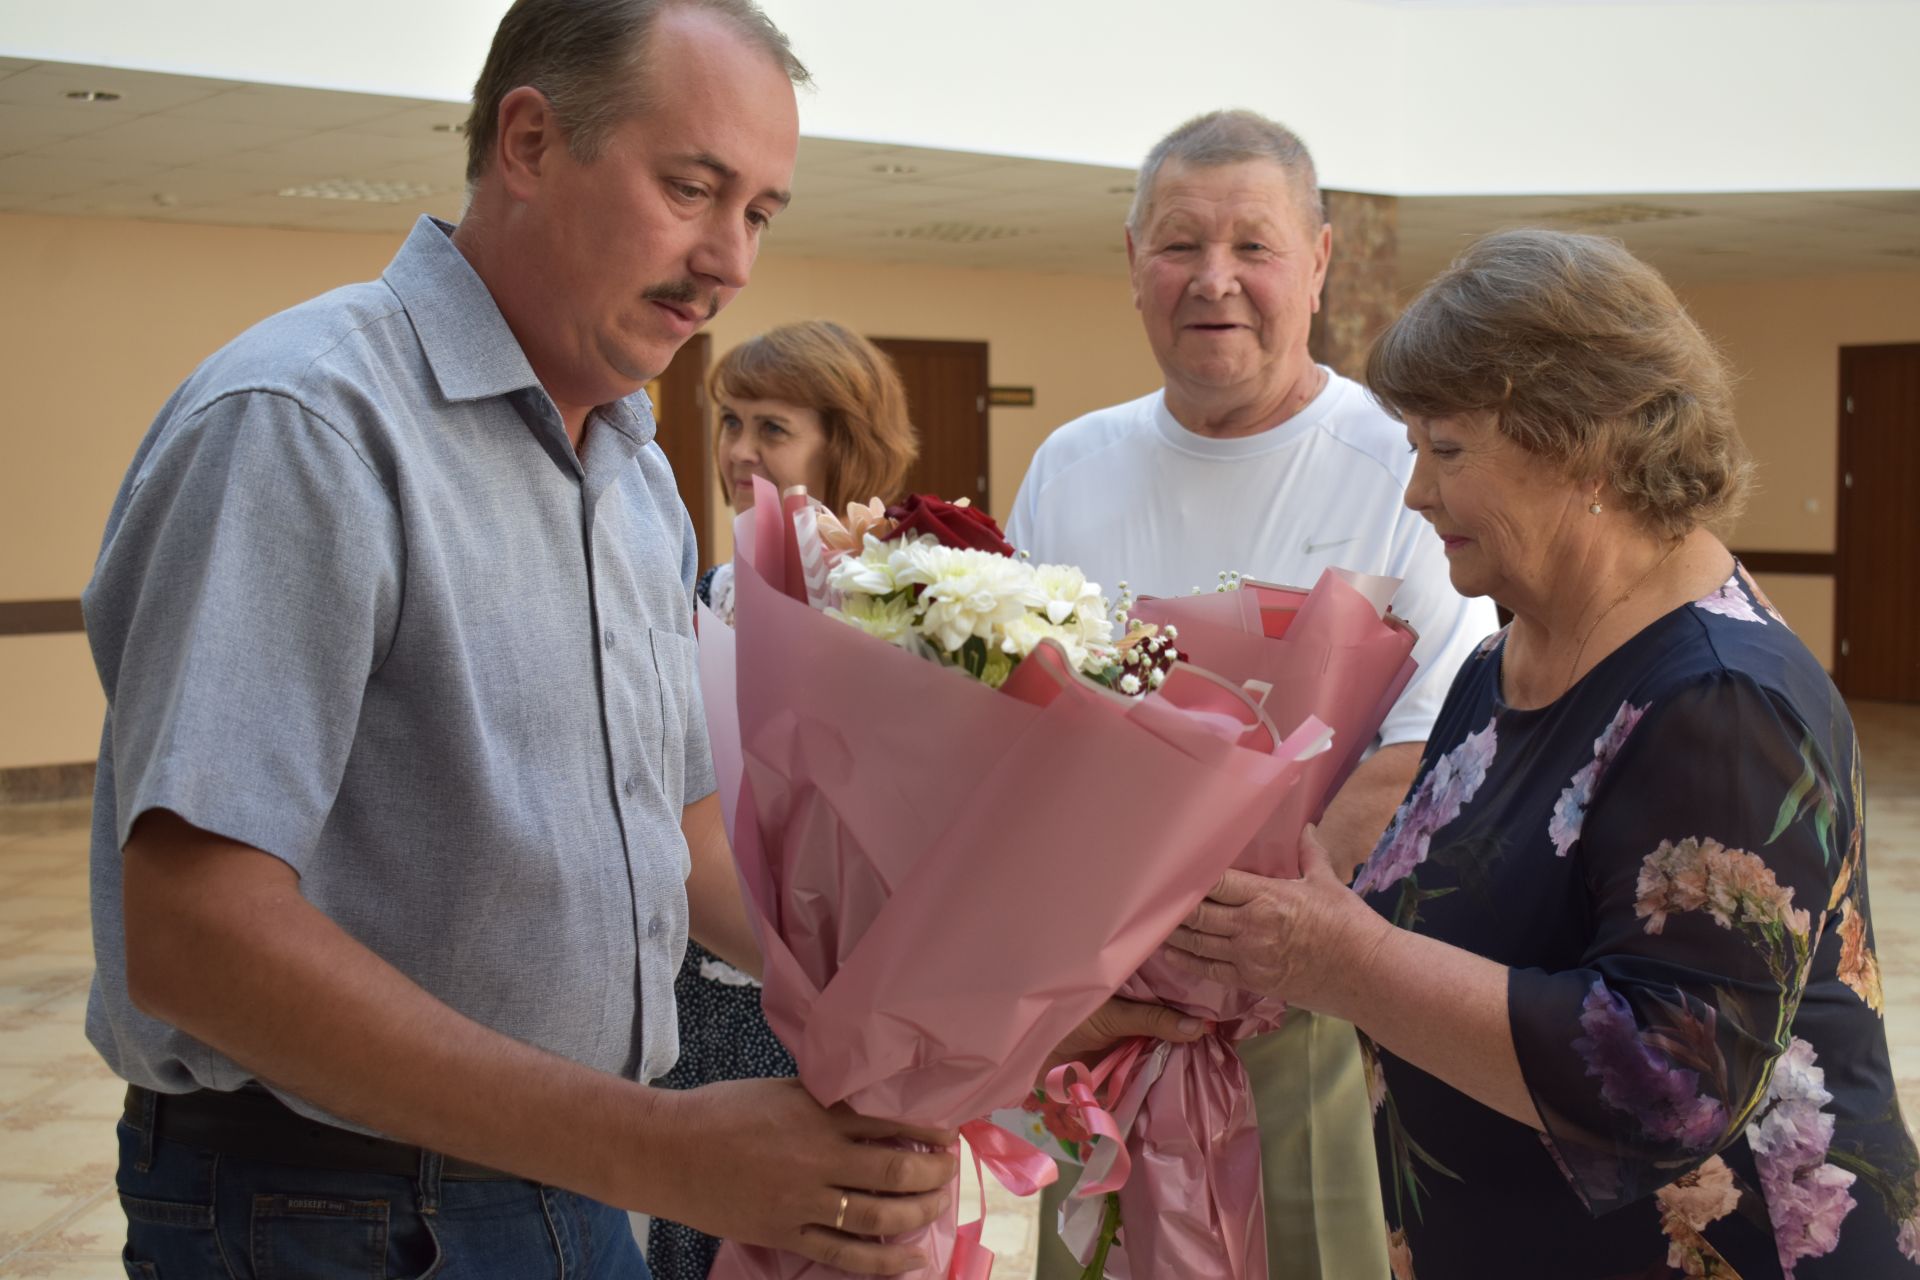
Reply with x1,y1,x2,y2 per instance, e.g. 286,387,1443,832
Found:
936,1121,1059,1280
1043,1037,1154,1199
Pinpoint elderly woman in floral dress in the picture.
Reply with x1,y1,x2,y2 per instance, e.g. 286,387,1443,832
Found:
1167,229,1919,1278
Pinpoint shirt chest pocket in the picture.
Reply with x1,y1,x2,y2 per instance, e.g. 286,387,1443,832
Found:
648,627,696,808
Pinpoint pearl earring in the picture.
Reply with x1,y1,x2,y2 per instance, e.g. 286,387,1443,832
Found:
1589,498,1604,515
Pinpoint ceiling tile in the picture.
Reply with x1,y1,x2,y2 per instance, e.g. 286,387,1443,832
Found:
796,145,1008,184
0,103,119,154
938,187,1118,220
137,166,286,206
0,63,237,114
162,85,414,132
221,127,464,179
26,115,310,168
345,102,472,140
25,187,180,219
352,154,467,190
798,179,993,215
1825,191,1920,216
0,151,170,199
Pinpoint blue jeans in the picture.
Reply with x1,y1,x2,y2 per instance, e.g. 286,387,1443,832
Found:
115,1105,650,1279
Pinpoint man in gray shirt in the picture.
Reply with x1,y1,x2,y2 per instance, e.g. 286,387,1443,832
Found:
84,2,957,1276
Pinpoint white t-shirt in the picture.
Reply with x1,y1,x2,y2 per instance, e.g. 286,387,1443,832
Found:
1006,371,1499,746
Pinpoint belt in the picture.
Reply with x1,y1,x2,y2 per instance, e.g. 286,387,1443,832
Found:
125,1084,516,1181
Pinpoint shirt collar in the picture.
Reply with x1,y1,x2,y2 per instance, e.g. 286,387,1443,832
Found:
383,216,543,404
381,216,656,448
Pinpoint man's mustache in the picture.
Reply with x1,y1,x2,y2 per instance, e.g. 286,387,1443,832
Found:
642,280,719,320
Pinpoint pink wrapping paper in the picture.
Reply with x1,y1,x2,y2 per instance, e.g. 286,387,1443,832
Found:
703,480,1333,1280
1045,575,1419,1280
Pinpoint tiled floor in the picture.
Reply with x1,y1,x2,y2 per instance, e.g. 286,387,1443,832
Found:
4,703,1918,1278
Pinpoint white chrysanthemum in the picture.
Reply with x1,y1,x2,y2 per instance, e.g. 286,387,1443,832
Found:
827,533,927,597
1032,564,1099,624
998,614,1091,672
1032,562,1117,652
826,593,918,647
894,543,1045,653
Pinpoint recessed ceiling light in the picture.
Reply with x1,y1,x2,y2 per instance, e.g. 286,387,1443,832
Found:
278,178,436,204
64,89,121,103
432,122,465,134
871,163,917,176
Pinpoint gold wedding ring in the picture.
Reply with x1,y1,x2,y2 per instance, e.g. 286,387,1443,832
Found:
833,1190,850,1232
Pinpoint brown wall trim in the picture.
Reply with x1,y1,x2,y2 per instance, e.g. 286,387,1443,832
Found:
0,760,95,804
0,599,85,636
1730,550,1837,576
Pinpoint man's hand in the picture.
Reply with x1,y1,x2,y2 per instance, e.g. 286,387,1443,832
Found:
650,1078,959,1275
1041,997,1207,1078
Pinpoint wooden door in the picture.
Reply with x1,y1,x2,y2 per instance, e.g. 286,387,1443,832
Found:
869,337,990,509
644,332,714,571
1835,343,1920,701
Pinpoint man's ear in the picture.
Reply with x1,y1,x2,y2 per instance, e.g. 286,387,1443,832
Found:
494,85,560,204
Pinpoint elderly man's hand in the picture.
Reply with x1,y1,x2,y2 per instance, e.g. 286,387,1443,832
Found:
1040,997,1207,1079
1163,824,1393,1016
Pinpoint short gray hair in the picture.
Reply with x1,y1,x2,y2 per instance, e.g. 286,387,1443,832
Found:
1126,109,1324,235
464,0,810,186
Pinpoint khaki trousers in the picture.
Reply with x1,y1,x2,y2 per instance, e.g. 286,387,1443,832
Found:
1033,1012,1389,1280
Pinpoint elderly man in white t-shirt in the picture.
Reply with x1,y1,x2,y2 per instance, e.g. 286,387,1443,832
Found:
1008,109,1498,1280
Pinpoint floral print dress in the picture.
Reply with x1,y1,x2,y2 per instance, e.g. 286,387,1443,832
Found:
1352,566,1919,1279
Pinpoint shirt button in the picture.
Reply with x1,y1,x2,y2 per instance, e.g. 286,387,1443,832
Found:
623,774,639,797
646,917,663,939
603,628,616,650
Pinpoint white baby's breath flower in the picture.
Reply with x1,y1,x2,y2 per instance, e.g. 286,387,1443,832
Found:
1119,672,1142,695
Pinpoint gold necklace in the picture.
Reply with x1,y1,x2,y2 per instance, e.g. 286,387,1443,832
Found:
1559,539,1682,695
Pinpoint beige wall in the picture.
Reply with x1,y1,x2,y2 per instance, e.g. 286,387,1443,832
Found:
1679,270,1920,553
8,209,1913,768
0,214,404,770
0,212,1159,768
1679,270,1920,670
701,253,1158,559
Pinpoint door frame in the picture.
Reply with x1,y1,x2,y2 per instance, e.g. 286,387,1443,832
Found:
1833,341,1920,699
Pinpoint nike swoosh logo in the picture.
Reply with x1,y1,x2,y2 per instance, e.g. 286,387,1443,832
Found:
1302,536,1358,555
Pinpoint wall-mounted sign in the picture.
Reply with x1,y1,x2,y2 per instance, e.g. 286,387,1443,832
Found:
987,386,1036,407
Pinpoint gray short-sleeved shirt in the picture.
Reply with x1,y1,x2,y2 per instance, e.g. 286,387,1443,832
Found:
83,216,717,1120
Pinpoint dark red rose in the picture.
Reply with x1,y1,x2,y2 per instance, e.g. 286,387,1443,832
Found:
881,494,1015,557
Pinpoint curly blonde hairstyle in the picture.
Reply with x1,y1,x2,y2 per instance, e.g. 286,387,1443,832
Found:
1366,229,1751,538
709,320,918,513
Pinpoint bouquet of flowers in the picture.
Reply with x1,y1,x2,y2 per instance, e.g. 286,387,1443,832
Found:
701,480,1333,1280
998,571,1421,1280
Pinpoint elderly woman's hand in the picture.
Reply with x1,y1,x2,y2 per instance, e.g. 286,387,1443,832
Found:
1164,824,1394,1016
